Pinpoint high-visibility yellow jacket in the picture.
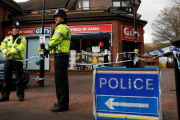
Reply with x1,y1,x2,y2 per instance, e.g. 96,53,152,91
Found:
1,35,26,62
46,24,71,54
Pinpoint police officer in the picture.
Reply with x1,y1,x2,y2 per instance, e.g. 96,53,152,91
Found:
44,9,71,112
0,21,26,102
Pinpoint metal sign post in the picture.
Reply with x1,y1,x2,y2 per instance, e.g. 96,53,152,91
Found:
39,0,45,87
108,0,139,67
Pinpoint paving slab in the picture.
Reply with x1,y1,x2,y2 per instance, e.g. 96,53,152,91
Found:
0,67,178,120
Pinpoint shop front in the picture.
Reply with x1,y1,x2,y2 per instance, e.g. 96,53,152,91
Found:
121,25,143,68
68,24,112,71
2,10,146,73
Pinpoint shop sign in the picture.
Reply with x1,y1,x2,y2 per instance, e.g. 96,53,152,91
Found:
69,24,112,33
121,25,142,42
5,28,35,36
35,27,51,34
5,27,51,36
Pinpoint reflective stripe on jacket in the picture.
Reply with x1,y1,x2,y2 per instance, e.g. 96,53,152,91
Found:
46,24,71,54
1,35,26,62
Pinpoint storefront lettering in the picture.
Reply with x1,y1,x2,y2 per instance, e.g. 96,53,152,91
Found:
23,30,34,33
70,28,81,31
69,24,112,33
8,31,13,34
88,27,99,31
124,27,140,37
35,28,50,34
70,27,100,32
82,28,87,31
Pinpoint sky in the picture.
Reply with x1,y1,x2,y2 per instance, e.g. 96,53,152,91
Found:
14,0,169,43
138,0,169,43
13,0,28,2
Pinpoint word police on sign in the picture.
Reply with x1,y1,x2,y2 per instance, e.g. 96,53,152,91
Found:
108,7,133,14
99,78,154,90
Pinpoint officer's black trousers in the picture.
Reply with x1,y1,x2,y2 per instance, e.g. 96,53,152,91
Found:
54,55,69,108
1,60,24,98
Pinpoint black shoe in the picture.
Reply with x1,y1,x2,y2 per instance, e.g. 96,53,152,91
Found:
18,98,24,101
0,97,9,102
54,102,58,107
51,106,68,112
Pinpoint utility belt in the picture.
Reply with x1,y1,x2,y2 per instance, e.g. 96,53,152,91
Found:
5,58,23,60
53,53,69,56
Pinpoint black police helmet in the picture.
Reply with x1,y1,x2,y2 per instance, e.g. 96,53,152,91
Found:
12,21,21,29
53,9,67,23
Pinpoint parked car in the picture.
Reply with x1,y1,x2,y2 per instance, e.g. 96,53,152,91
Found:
0,52,29,88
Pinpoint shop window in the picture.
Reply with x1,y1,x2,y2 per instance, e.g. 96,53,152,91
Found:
8,12,16,19
113,1,130,7
70,35,111,71
76,0,89,10
113,2,120,7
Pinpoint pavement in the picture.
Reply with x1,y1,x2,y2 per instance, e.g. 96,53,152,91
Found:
0,66,178,120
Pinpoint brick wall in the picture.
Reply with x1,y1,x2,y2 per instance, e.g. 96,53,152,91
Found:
0,7,3,42
90,0,112,9
0,6,9,43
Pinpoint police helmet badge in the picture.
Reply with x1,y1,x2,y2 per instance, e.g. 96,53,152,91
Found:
55,9,58,14
16,22,19,26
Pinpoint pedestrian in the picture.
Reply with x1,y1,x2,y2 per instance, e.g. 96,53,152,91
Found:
0,21,26,102
44,9,71,112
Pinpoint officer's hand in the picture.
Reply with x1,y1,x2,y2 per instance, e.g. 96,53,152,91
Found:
6,51,12,57
44,48,49,58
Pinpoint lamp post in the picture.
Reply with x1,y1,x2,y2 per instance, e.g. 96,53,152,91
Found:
133,0,138,52
39,0,45,87
132,0,140,67
172,40,180,119
109,0,141,66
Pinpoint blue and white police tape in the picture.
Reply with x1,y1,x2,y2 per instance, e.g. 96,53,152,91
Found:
28,59,40,64
145,46,176,56
24,54,40,62
23,45,180,66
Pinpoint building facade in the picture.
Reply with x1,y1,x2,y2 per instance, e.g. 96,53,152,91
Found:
0,0,147,73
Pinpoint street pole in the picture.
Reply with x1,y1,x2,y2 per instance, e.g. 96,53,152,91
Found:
133,0,138,67
39,0,45,87
172,40,180,119
133,0,138,49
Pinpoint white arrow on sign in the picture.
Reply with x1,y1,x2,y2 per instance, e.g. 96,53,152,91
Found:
105,98,149,110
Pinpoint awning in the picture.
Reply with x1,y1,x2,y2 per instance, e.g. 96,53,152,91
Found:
71,32,113,46
72,32,110,37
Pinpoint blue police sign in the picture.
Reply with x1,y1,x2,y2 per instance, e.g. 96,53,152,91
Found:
93,68,162,120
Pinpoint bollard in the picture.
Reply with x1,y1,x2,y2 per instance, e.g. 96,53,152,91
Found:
36,72,40,86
